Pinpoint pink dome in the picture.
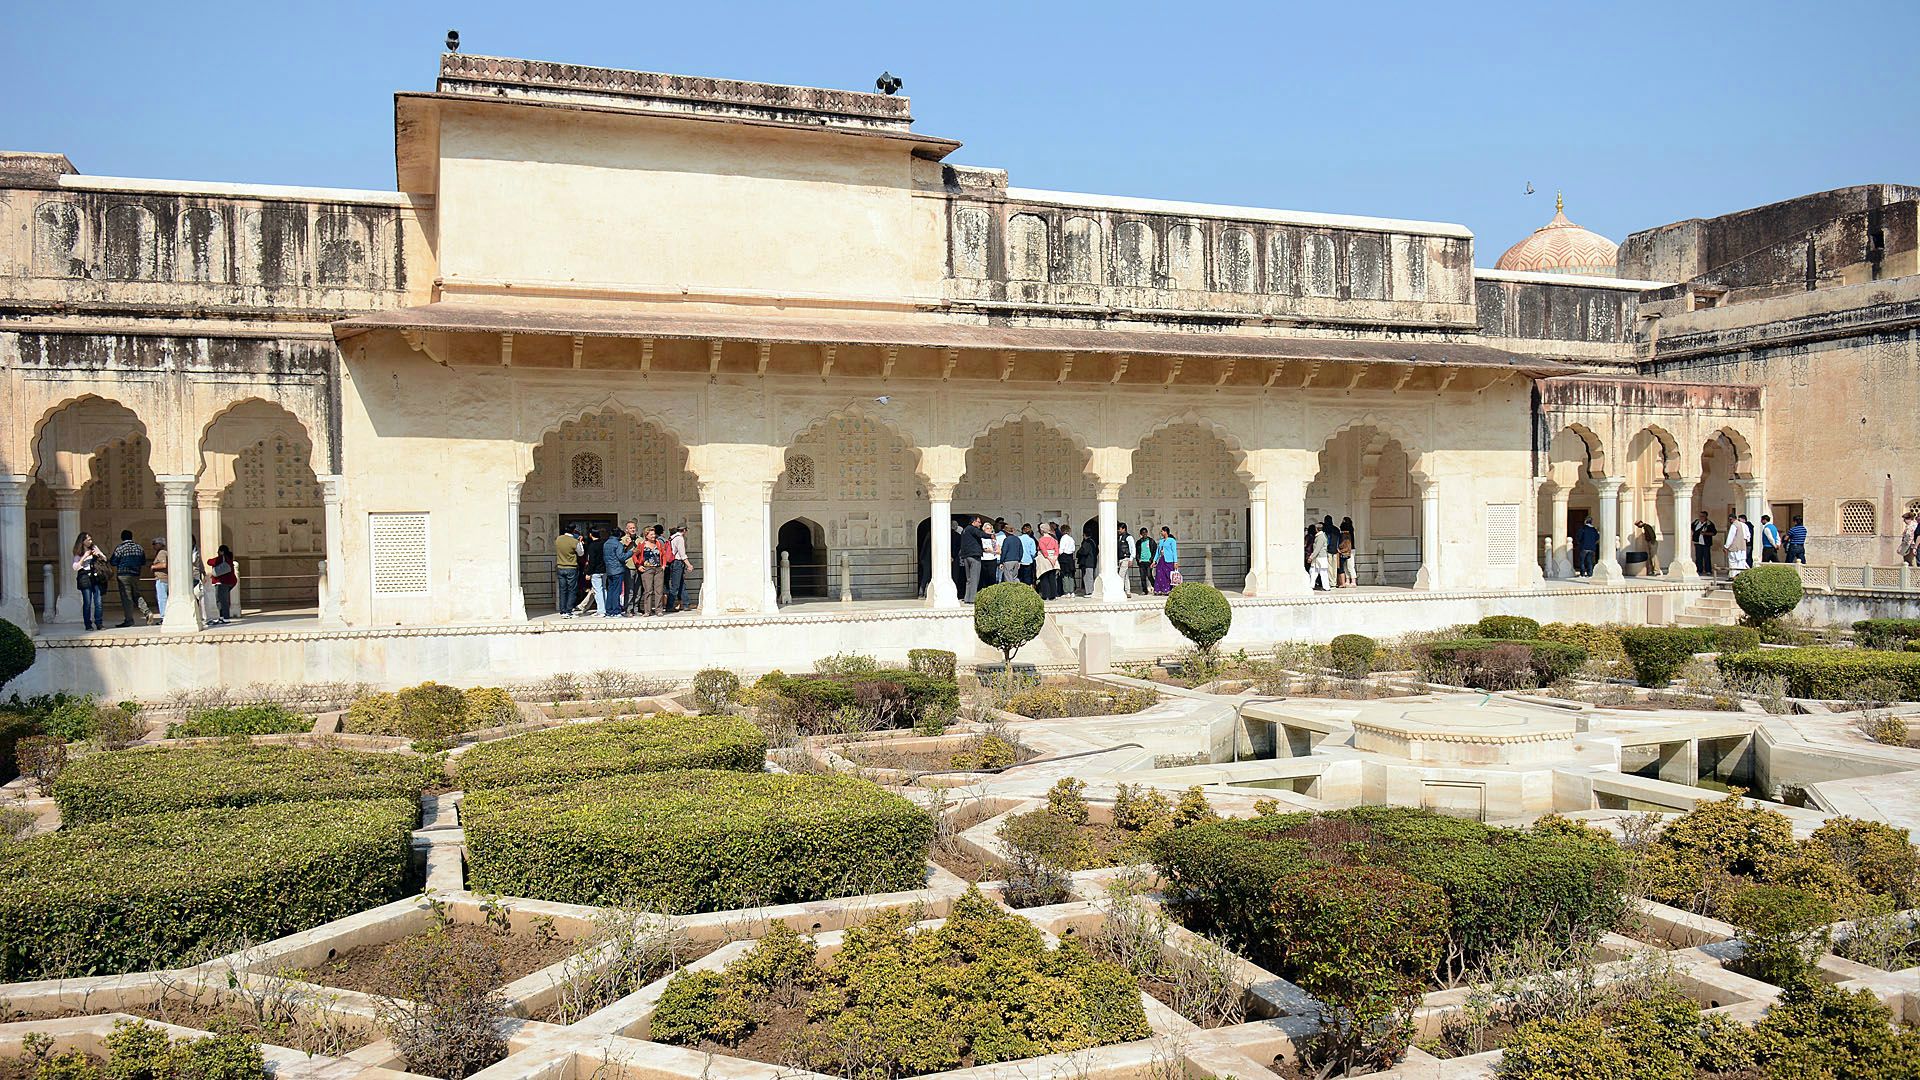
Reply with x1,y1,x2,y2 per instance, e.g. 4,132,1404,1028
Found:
1495,195,1619,277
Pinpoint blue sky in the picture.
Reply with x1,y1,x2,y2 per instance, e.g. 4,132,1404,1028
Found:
6,1,1917,255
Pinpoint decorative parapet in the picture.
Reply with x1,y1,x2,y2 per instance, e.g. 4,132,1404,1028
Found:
939,180,1478,331
438,53,915,131
1537,375,1763,415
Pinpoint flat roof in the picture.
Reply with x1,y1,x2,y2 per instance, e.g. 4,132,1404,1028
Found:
1474,267,1673,291
56,173,418,207
334,302,1571,372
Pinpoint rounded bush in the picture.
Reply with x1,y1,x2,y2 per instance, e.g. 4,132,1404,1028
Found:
1164,583,1232,652
1621,627,1708,687
460,686,520,729
1539,622,1627,665
1496,1015,1629,1080
1732,565,1804,624
1475,615,1541,641
0,797,417,978
975,583,1045,663
1328,634,1377,677
691,669,741,713
461,770,932,911
454,713,767,790
52,744,432,825
907,648,957,680
0,619,33,691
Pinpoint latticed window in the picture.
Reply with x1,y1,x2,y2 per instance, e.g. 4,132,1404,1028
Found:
1840,500,1877,536
786,455,815,490
1484,504,1520,566
369,513,429,595
569,452,604,490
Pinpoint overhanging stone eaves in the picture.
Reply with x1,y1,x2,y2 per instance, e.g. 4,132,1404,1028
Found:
333,303,1574,373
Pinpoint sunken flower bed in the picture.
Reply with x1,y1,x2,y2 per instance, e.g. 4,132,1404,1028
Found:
52,744,434,825
649,889,1149,1076
454,713,767,789
461,770,932,911
0,797,418,978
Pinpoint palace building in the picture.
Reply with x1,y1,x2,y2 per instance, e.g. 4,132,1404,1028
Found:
2,53,1915,696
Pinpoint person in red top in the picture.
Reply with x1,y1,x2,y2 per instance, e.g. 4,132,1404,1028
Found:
205,544,238,626
637,526,669,616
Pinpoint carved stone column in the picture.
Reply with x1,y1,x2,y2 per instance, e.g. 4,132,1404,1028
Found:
1239,449,1319,596
685,444,789,616
1084,447,1134,602
1243,481,1269,596
0,475,35,634
51,488,81,623
506,480,527,621
1591,478,1623,582
1548,483,1572,579
317,474,346,625
1413,475,1443,590
1736,476,1768,562
196,488,224,621
156,476,199,633
915,445,967,609
1666,475,1700,581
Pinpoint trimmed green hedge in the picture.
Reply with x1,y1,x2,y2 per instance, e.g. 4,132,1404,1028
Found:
1475,615,1542,641
1153,807,1626,985
52,745,432,826
975,582,1045,663
455,714,767,790
164,703,312,739
1731,565,1803,623
1719,647,1920,701
462,770,932,912
1329,634,1377,677
755,670,959,725
1620,625,1763,687
0,797,417,978
1419,638,1586,688
1854,619,1920,652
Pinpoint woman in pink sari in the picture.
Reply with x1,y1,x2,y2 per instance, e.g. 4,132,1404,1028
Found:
1152,527,1178,594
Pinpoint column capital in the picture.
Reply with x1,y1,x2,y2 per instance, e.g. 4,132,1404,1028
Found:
684,443,787,485
1592,477,1624,496
155,475,196,502
506,479,524,500
50,487,81,511
317,474,345,505
926,481,957,502
1096,482,1124,502
1236,448,1319,485
1732,475,1767,492
0,474,29,506
1664,474,1701,492
1083,446,1134,488
913,445,968,490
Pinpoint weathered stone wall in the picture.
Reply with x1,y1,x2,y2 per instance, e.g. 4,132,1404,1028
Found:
1619,184,1920,284
1473,270,1643,364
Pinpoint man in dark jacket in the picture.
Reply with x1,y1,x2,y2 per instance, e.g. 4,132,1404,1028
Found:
109,530,146,627
1575,517,1601,577
957,516,986,602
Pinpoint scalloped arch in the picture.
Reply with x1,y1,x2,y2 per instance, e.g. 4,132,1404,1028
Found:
780,399,922,449
1133,409,1250,453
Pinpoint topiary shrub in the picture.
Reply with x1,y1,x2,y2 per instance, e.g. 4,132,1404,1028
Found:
1164,582,1232,655
1475,615,1541,641
454,713,767,790
975,582,1045,666
690,669,741,713
461,770,931,911
1732,565,1804,624
1854,618,1920,651
459,687,519,730
649,890,1148,1074
1718,647,1920,701
52,744,431,825
164,703,311,739
1621,627,1706,687
907,648,957,680
1328,633,1376,677
0,619,33,691
1803,816,1920,907
0,797,417,978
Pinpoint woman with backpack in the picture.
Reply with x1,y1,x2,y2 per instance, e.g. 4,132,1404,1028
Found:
72,532,107,631
205,544,238,625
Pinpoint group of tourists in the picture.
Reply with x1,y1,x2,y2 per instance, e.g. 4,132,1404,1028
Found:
555,520,692,618
1692,510,1807,575
948,518,1183,602
1303,515,1359,591
68,530,237,631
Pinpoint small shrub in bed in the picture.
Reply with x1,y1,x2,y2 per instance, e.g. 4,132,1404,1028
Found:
1538,622,1627,666
0,797,417,978
1718,647,1920,701
0,711,40,784
1418,638,1585,689
1165,582,1232,655
343,681,512,739
1731,565,1803,624
907,648,957,680
1475,615,1541,641
649,889,1148,1075
165,702,311,739
1328,633,1377,677
975,582,1045,667
454,713,767,789
754,670,958,731
1855,618,1920,651
690,669,740,713
461,770,932,912
52,744,432,825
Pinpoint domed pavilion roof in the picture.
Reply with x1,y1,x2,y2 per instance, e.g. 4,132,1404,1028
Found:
1494,194,1619,277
